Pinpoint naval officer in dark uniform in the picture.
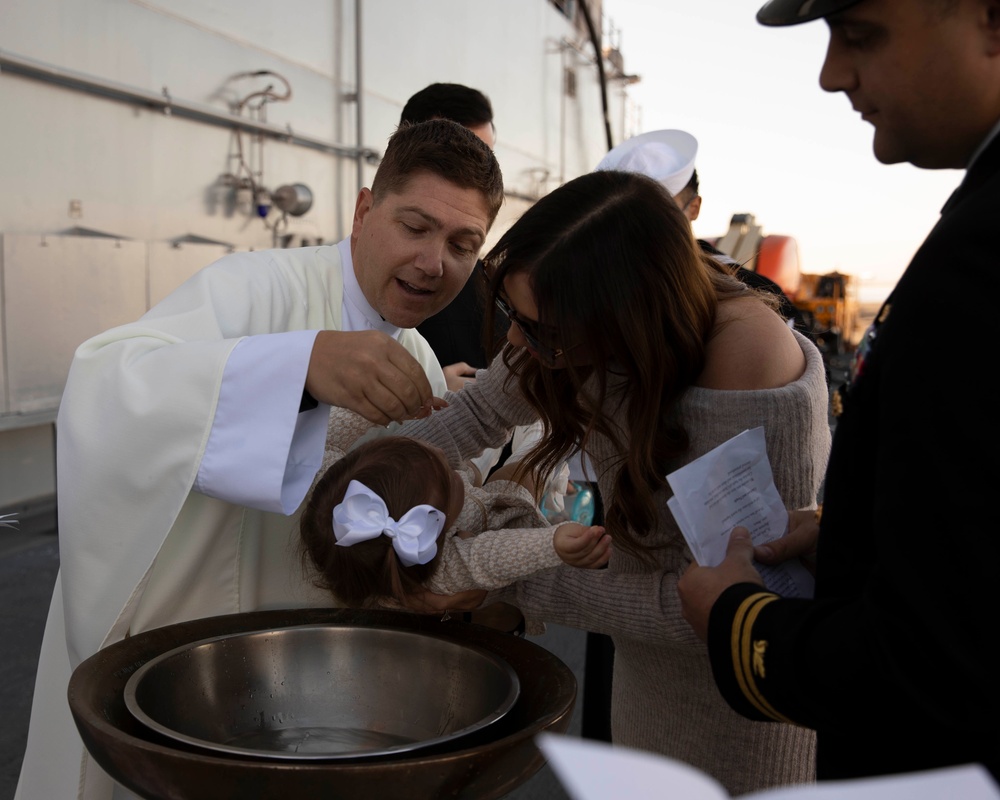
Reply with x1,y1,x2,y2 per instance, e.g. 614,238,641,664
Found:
679,0,1000,783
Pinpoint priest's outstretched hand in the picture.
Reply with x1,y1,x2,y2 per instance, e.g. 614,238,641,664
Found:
306,329,447,426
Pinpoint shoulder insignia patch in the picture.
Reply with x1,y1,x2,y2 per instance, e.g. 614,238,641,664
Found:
753,639,767,678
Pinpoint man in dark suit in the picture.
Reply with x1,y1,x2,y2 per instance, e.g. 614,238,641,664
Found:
679,0,1000,783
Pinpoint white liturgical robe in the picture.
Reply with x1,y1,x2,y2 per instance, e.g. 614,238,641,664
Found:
16,238,445,800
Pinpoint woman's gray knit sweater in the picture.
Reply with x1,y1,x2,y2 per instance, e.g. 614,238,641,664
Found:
401,331,831,796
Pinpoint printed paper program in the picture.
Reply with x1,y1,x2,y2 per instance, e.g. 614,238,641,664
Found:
666,427,814,598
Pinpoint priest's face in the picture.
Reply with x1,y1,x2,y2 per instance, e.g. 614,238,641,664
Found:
350,171,490,329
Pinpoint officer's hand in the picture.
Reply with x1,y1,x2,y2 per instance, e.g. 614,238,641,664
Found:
678,527,762,641
754,508,819,572
305,330,445,425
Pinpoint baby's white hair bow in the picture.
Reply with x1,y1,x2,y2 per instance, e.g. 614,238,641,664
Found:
332,480,445,567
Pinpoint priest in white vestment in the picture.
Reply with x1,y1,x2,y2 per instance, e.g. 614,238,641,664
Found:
15,119,504,800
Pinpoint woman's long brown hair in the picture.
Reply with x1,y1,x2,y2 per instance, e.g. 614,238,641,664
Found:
482,170,747,560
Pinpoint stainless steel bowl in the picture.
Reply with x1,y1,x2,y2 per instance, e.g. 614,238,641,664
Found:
123,624,520,761
69,609,576,800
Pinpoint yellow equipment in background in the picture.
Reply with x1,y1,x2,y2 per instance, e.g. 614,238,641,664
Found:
793,271,859,355
711,213,860,355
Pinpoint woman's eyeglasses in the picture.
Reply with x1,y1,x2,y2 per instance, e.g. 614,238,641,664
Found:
480,262,581,366
492,292,567,365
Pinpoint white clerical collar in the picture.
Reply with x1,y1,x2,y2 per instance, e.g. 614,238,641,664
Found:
337,237,403,339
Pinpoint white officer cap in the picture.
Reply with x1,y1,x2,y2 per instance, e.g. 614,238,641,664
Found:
595,129,698,197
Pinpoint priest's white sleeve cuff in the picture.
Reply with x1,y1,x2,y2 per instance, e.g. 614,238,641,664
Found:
195,329,326,513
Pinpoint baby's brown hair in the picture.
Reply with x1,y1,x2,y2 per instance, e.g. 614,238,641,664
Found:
300,436,454,607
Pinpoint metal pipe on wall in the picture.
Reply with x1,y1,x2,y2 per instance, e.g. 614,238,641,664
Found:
0,48,378,163
354,0,365,194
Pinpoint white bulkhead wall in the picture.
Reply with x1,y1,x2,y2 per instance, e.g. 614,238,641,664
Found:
0,0,635,515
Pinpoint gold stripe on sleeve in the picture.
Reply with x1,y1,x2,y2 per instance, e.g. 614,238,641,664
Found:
730,592,797,724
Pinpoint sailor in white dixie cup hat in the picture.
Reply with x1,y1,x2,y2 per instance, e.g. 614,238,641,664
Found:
595,129,698,198
594,128,811,337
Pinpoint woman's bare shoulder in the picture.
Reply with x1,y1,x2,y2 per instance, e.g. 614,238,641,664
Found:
697,297,806,390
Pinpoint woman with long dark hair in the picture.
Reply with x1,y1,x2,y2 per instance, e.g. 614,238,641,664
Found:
400,169,831,794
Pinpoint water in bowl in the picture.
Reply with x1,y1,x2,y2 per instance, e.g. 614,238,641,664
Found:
226,724,416,755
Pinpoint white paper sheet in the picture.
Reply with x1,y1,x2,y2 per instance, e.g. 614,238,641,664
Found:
666,427,814,598
536,733,1000,800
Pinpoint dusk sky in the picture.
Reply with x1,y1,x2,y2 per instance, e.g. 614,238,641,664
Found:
602,0,963,302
